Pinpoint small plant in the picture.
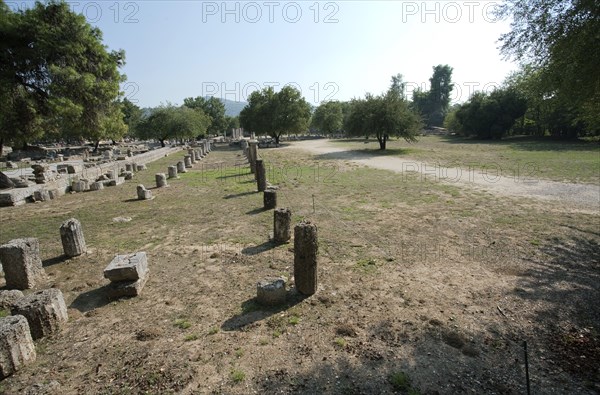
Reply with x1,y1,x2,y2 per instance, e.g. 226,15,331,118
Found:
288,315,300,325
173,318,191,330
207,327,219,335
272,329,282,338
389,371,410,391
184,333,199,342
259,338,269,346
231,369,245,383
334,337,347,348
235,348,244,358
0,309,10,318
356,258,377,272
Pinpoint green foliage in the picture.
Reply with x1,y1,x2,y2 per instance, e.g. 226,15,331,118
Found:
183,96,226,136
0,0,126,150
173,318,192,330
225,115,240,136
136,105,210,146
239,86,311,144
450,89,527,139
497,0,600,135
311,101,343,135
344,82,421,150
120,98,143,137
411,65,454,127
230,369,245,383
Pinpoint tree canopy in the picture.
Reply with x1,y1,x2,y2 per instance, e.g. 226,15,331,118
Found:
183,96,227,136
0,0,127,153
411,65,454,127
311,101,343,136
239,86,311,144
136,105,211,147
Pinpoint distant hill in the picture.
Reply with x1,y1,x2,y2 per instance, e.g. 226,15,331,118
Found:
140,97,247,118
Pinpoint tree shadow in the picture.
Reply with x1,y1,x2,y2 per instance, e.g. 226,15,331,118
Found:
42,254,69,267
241,240,277,256
69,284,114,313
221,290,307,331
312,148,411,161
224,191,256,199
439,135,600,152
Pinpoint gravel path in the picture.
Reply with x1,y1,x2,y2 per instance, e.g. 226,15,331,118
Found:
285,139,600,210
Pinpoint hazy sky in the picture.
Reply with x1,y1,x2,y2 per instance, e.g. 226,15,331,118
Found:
9,1,518,107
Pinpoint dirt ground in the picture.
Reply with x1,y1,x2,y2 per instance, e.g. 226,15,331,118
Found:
0,143,598,394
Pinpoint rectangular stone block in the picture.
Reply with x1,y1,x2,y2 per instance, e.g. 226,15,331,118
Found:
104,252,148,282
0,238,46,290
0,315,36,379
106,272,148,298
10,289,68,340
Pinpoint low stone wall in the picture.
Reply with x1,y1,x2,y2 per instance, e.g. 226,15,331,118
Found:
0,146,182,207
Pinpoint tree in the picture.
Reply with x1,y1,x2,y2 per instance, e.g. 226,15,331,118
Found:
136,105,210,147
452,88,527,139
183,96,227,136
411,65,454,127
224,115,240,136
497,0,600,134
239,86,311,145
345,87,422,150
311,101,343,136
120,98,143,138
0,0,127,152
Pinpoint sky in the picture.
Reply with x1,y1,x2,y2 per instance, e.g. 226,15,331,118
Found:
9,1,519,108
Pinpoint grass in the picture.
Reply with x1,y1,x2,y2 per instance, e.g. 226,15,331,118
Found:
334,337,347,348
0,309,10,318
330,135,600,183
389,371,421,394
230,369,246,383
184,333,199,341
173,318,191,330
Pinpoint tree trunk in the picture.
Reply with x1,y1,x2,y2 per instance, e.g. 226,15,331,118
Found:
274,134,280,146
93,140,100,153
378,134,387,150
0,137,4,157
159,139,166,148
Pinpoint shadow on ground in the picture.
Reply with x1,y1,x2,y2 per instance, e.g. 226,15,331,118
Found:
69,284,113,313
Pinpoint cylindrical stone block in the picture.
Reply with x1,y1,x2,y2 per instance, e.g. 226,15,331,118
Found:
263,189,277,209
177,161,187,174
90,181,104,191
0,315,36,379
273,208,292,243
168,165,178,179
137,185,152,200
294,221,318,296
155,173,168,188
136,164,147,171
184,155,192,168
125,163,134,172
10,289,68,340
248,142,258,174
106,170,115,180
256,159,267,192
256,277,287,306
60,218,87,257
0,238,45,290
188,149,196,164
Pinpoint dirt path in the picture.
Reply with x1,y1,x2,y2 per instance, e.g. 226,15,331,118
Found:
285,139,600,210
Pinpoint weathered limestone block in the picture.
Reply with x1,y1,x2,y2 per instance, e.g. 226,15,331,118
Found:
256,159,267,192
47,188,64,200
103,252,148,282
136,164,147,171
184,155,192,169
0,315,36,379
10,288,68,340
188,149,197,164
122,171,133,180
263,188,277,209
0,238,45,290
136,185,153,200
107,177,125,187
155,173,168,188
167,166,178,179
106,170,116,180
0,290,24,310
71,179,89,192
125,163,135,172
273,208,292,243
248,141,258,174
33,189,50,202
0,172,14,189
106,274,148,298
90,181,104,191
60,218,87,257
294,221,318,296
67,164,82,174
256,277,287,306
176,161,187,174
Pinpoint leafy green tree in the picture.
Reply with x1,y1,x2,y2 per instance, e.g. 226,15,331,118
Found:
183,96,227,136
0,0,127,152
224,116,240,136
345,88,421,150
239,86,311,145
120,98,143,138
311,101,343,136
411,65,454,127
497,0,600,134
136,105,210,147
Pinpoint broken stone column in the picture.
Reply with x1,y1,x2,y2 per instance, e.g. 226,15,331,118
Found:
0,315,36,379
184,155,192,168
106,170,116,180
103,252,149,298
168,165,178,179
256,277,287,306
136,185,153,200
125,163,135,173
71,179,89,192
248,141,258,174
273,208,292,243
33,189,50,202
122,171,133,180
188,149,197,164
10,288,68,340
59,218,87,258
177,161,187,174
256,159,267,192
0,238,45,290
136,164,147,171
263,188,277,209
294,221,318,296
155,173,168,188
